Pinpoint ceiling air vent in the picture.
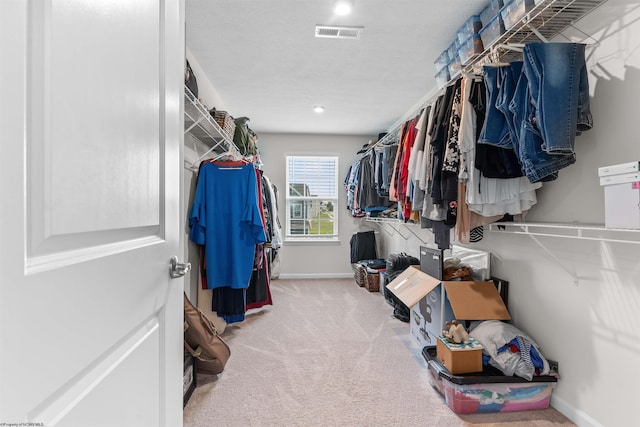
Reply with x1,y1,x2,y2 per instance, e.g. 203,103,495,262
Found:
315,25,363,39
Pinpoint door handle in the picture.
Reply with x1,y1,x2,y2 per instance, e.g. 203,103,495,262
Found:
169,256,191,279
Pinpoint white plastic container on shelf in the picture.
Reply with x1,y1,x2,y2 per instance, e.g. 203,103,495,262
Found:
456,15,482,45
458,34,484,65
447,39,461,64
501,0,535,30
479,0,504,27
435,66,451,88
448,53,462,79
478,13,505,50
434,49,451,73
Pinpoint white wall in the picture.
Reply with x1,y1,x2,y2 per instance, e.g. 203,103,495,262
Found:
380,2,640,426
258,133,375,278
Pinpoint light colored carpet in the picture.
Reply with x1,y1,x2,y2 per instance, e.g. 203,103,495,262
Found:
183,278,575,427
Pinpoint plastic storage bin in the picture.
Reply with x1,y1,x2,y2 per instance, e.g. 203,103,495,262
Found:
447,39,461,65
447,53,462,79
423,347,557,414
479,0,504,27
478,14,505,50
434,49,450,72
458,34,484,65
457,15,482,44
435,66,451,88
501,0,535,31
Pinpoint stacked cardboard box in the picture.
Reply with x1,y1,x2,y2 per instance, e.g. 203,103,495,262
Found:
598,161,640,229
386,266,511,351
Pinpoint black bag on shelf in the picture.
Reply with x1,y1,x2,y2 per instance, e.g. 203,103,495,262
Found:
185,59,198,98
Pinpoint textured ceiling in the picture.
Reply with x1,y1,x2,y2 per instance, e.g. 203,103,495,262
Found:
186,0,489,136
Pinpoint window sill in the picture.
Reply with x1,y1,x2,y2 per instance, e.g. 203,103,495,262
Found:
284,238,341,246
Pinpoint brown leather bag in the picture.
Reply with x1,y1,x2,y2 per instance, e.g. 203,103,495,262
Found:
184,293,230,375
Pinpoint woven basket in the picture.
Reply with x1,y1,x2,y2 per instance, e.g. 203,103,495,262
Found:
365,272,380,292
210,110,236,139
354,264,367,287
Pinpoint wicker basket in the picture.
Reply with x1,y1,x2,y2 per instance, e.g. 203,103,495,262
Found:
364,272,380,292
354,264,367,287
209,109,236,139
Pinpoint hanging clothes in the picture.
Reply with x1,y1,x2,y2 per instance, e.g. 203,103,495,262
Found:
246,245,272,310
350,230,378,263
189,160,267,323
357,151,390,214
246,170,273,310
190,160,267,289
263,174,282,250
409,106,430,215
456,77,503,243
461,76,542,218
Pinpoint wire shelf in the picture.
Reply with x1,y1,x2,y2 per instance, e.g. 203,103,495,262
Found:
183,86,238,153
486,222,640,244
466,0,606,71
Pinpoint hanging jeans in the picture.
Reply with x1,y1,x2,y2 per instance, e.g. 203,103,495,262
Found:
478,65,511,148
507,42,592,183
496,61,523,151
522,42,593,154
475,63,524,178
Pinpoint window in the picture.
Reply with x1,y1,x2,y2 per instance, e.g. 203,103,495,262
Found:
285,156,339,241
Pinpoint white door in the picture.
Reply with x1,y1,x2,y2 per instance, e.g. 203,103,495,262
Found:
0,1,185,426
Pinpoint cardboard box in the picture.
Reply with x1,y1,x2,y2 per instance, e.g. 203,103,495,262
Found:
436,336,483,374
599,171,640,186
599,167,640,229
409,279,454,348
598,161,639,177
387,266,511,350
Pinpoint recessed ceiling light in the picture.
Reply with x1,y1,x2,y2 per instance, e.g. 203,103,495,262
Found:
313,106,325,113
333,0,353,16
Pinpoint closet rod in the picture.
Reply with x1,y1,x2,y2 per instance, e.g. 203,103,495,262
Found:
369,84,442,152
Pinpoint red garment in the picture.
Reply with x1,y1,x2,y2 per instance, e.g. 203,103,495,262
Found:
398,116,419,219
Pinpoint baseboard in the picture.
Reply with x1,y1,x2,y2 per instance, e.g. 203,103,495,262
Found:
277,273,355,279
551,394,604,427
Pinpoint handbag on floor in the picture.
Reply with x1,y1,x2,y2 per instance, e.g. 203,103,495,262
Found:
184,293,230,375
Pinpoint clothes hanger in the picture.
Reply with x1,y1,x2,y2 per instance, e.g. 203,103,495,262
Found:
471,43,523,74
208,146,253,169
187,140,226,171
487,44,521,65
